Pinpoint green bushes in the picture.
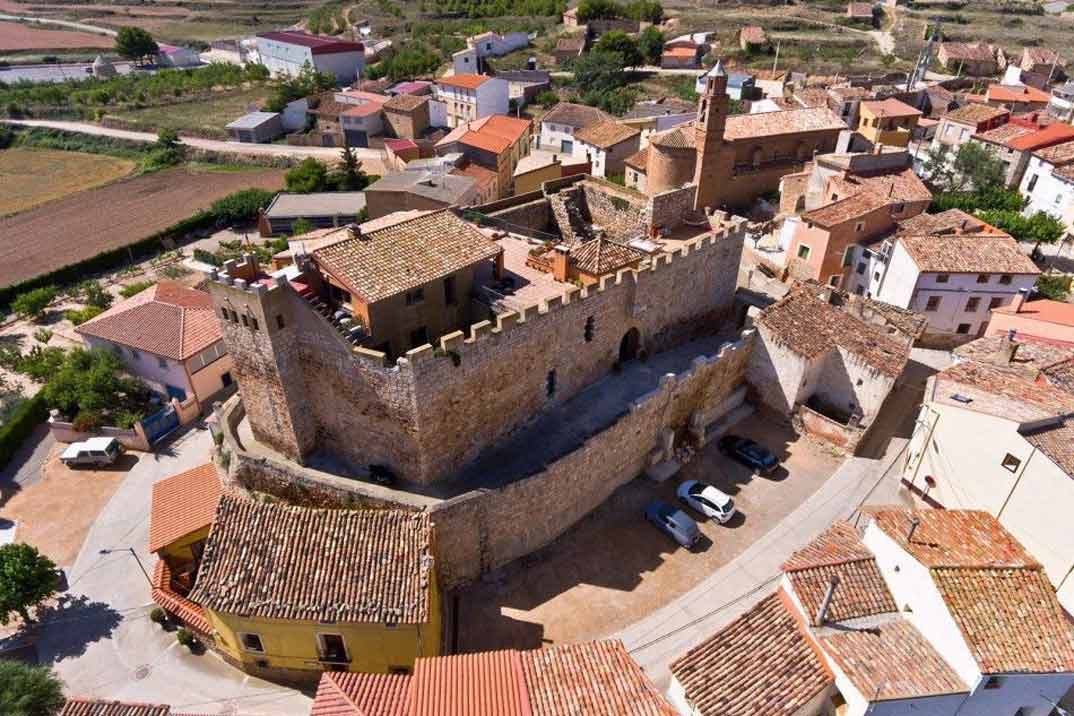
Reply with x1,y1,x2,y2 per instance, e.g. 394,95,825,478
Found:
0,395,48,471
1037,274,1071,301
365,44,444,82
64,306,105,326
75,280,114,310
119,281,154,298
426,0,564,18
0,346,65,384
11,287,58,321
193,249,223,267
978,209,1065,244
41,348,151,430
930,188,1027,213
209,188,276,226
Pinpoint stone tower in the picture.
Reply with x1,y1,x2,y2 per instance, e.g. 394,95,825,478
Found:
692,61,733,212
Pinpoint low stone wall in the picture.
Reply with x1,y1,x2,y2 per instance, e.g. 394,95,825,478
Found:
48,417,150,451
793,404,864,452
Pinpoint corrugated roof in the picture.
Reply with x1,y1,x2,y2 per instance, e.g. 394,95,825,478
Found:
148,463,221,553
188,496,434,624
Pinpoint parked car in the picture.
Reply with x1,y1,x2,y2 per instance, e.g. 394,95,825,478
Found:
718,435,779,475
677,480,736,523
643,500,701,548
60,437,124,468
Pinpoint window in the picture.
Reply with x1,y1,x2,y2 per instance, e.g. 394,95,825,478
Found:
965,297,980,312
856,262,866,275
828,275,841,287
389,666,411,675
443,276,457,306
405,288,424,306
584,316,595,342
989,297,1003,310
409,326,428,348
1056,193,1064,206
976,274,990,284
956,323,971,334
276,314,286,329
999,274,1012,285
842,247,855,267
221,372,233,387
250,316,259,331
1027,175,1038,192
1001,454,1021,473
129,348,142,361
317,633,348,662
925,296,941,311
220,307,229,320
240,633,264,653
983,676,1002,690
546,369,556,397
240,314,249,327
936,273,949,283
855,221,865,233
873,271,881,282
797,244,811,259
158,357,168,369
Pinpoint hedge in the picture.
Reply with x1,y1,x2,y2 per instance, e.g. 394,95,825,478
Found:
0,394,48,472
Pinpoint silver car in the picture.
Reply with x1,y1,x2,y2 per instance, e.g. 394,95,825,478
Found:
677,480,736,523
643,500,701,548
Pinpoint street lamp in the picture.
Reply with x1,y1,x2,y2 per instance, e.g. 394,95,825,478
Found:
98,547,153,588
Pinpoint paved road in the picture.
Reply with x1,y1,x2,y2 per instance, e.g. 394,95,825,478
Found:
29,427,310,715
617,348,947,686
3,119,384,163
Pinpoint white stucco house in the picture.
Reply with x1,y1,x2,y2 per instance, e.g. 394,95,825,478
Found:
1018,140,1074,239
433,74,509,128
534,101,612,154
870,234,1039,345
570,120,640,178
255,30,364,83
451,30,529,74
667,509,1074,716
903,337,1074,612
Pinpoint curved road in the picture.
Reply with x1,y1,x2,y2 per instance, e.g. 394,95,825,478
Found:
0,12,116,35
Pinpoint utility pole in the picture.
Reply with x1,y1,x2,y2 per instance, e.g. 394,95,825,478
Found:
772,41,780,74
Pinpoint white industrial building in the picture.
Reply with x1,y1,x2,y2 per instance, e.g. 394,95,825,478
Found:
255,30,364,83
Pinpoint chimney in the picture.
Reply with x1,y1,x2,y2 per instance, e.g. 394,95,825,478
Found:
347,222,362,240
1010,287,1029,314
814,575,840,627
552,243,570,282
999,328,1020,364
906,516,921,544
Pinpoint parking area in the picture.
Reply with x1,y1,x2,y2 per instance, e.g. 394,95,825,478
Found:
454,409,844,653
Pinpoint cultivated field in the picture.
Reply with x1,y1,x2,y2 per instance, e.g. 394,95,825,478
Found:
0,19,112,51
0,148,136,216
0,165,285,288
106,86,270,139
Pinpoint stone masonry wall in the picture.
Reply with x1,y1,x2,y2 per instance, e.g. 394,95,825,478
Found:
485,197,554,236
647,185,696,232
581,181,646,240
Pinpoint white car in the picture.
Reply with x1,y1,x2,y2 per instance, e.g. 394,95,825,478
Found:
60,437,123,467
676,480,736,523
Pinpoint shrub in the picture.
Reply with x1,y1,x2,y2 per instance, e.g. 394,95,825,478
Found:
0,660,66,716
0,395,48,471
119,281,154,298
12,346,65,384
11,286,58,321
77,280,114,310
193,248,223,266
32,328,52,344
149,607,167,625
535,89,559,106
41,348,152,428
65,306,105,326
285,157,330,193
176,627,196,648
1036,274,1071,301
209,188,275,226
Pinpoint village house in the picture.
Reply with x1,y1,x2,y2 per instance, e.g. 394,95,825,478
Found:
738,25,769,53
364,171,478,219
1049,82,1074,122
668,509,1074,716
661,39,702,69
869,233,1040,345
931,103,1010,155
621,97,695,147
846,2,876,25
977,121,1074,187
259,192,367,236
255,31,365,83
451,30,528,75
982,83,1053,113
382,93,430,141
937,41,998,76
536,101,612,154
571,120,641,179
746,285,918,449
433,74,509,128
495,69,552,107
309,640,675,716
1021,46,1063,77
185,496,441,682
76,282,234,411
855,98,921,148
554,34,587,65
904,349,1074,610
434,114,533,198
826,85,871,128
1019,139,1074,238
987,295,1074,343
512,151,588,193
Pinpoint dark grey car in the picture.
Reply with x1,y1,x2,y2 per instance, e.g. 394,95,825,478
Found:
643,500,701,548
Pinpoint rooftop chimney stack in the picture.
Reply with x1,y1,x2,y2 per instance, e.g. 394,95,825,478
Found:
814,575,841,627
347,222,362,240
999,327,1020,364
1011,287,1029,314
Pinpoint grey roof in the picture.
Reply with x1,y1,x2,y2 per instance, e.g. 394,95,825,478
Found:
225,111,280,130
265,192,367,219
728,72,754,88
365,171,476,203
495,69,551,84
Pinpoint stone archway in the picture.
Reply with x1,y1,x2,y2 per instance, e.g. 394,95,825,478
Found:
619,327,640,363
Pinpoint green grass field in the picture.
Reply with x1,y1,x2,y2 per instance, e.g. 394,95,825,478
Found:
106,87,271,139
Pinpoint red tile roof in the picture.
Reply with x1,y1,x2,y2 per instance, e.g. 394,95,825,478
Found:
570,236,645,275
75,281,222,361
725,107,845,141
151,559,212,635
828,166,932,205
897,234,1039,274
148,463,221,553
311,672,412,716
861,98,921,118
439,73,493,90
410,650,531,716
993,298,1074,325
61,700,173,716
1008,123,1074,151
943,103,1009,127
257,30,363,55
869,509,1039,569
987,84,1052,104
574,120,640,149
940,42,995,63
459,115,531,154
669,592,832,716
933,358,1074,422
801,190,891,228
540,102,613,129
896,208,1000,236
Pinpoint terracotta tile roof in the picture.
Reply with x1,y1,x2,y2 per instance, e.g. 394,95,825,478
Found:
847,2,874,16
151,559,212,635
649,124,696,149
1033,138,1074,165
756,288,911,377
624,146,649,171
896,208,996,235
669,592,832,716
1023,46,1059,65
940,42,995,63
828,166,932,205
933,359,1074,422
828,86,870,100
438,73,492,90
1044,358,1074,393
522,640,676,716
663,45,699,58
943,103,1009,126
953,333,1074,373
61,700,173,716
148,463,221,553
861,98,921,118
460,115,531,154
313,210,501,303
783,523,897,622
801,190,891,228
574,120,640,149
932,567,1074,673
739,25,768,45
452,162,498,193
410,650,530,716
342,102,384,118
570,236,646,275
987,84,1052,104
1022,416,1074,478
790,88,832,109
724,107,846,141
188,495,434,624
974,122,1035,146
897,234,1039,274
311,672,412,716
540,102,612,129
75,281,221,361
869,509,1039,568
819,619,969,700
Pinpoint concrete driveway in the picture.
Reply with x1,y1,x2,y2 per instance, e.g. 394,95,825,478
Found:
454,411,844,654
24,427,311,715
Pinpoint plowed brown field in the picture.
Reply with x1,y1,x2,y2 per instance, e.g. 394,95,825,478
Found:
0,165,285,288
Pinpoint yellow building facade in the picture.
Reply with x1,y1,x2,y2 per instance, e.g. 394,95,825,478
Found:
856,98,921,148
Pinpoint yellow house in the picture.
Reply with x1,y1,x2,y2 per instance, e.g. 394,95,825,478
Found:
187,496,440,683
856,98,921,148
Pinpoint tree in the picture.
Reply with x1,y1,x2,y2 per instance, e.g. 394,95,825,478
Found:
978,209,1065,244
285,157,329,193
951,141,1005,192
920,143,956,191
594,31,642,67
573,50,630,97
335,142,370,191
114,26,159,63
576,0,624,21
1036,274,1071,300
11,286,58,322
0,543,58,626
290,218,315,237
41,348,151,429
626,0,663,22
156,128,180,150
0,661,65,716
638,26,664,65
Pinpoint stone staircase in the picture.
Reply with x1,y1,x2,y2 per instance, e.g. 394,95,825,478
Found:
549,187,593,245
299,288,367,347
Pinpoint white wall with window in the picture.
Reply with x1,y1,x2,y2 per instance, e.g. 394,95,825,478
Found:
1018,154,1074,238
538,121,576,154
